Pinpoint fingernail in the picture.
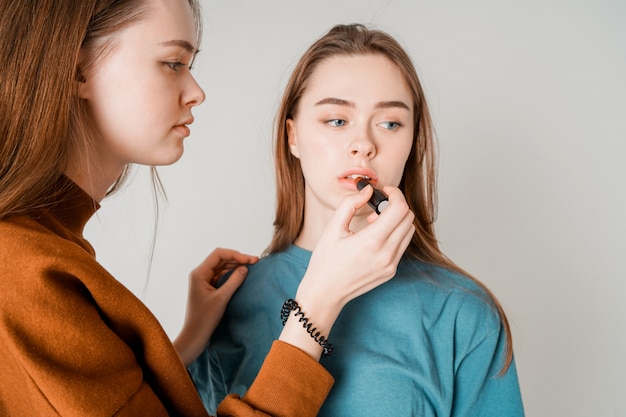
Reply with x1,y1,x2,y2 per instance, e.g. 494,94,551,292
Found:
356,179,371,192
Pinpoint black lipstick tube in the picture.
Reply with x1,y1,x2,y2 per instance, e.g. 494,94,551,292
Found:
356,179,389,215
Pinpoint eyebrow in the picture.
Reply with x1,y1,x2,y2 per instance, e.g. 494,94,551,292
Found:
159,40,198,53
315,97,410,111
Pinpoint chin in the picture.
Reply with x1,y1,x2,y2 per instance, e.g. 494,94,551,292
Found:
156,145,185,166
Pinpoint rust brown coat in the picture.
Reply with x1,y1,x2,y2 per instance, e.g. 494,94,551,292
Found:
0,178,332,416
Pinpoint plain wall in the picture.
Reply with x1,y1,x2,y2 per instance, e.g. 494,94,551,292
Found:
84,1,626,416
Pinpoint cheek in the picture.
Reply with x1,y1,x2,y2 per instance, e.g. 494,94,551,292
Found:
297,137,338,174
385,138,414,185
87,66,137,121
92,79,170,140
88,91,141,142
292,123,335,163
399,139,414,166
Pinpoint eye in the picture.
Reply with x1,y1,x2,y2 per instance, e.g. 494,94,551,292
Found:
189,54,198,71
326,119,347,127
379,121,402,130
164,61,187,71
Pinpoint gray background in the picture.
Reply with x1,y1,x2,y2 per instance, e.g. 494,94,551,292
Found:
85,1,626,416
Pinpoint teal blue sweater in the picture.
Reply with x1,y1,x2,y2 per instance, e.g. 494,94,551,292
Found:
190,245,524,416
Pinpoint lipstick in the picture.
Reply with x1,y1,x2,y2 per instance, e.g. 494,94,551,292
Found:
356,179,389,215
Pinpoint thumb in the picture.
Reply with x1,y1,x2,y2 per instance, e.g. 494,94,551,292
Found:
326,184,373,235
217,266,248,298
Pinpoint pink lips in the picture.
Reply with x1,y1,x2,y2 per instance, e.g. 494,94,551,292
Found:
338,168,378,190
173,117,194,137
173,124,191,137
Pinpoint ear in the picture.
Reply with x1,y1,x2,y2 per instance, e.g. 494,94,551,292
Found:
76,50,90,99
286,119,300,158
77,73,89,99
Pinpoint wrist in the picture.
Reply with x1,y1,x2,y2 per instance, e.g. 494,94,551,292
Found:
295,275,345,330
278,298,335,361
173,325,205,367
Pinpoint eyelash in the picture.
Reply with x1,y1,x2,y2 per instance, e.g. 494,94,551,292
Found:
325,119,403,130
165,61,190,71
379,121,402,130
326,119,347,127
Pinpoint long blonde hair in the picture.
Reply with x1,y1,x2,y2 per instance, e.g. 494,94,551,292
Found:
0,0,202,220
268,23,513,372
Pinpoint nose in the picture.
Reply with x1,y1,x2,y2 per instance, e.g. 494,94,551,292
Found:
349,126,376,159
183,73,206,107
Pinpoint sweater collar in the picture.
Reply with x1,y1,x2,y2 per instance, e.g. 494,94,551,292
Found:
49,175,100,236
284,243,313,263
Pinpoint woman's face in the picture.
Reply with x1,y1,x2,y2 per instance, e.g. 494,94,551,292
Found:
287,53,414,227
79,0,205,176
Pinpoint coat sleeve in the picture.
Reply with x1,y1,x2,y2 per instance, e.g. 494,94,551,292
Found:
216,341,334,417
0,268,172,416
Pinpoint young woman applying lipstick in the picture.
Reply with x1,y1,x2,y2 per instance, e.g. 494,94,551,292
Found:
0,1,415,415
190,24,524,416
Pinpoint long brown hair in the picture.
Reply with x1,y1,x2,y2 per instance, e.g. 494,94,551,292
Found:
0,0,202,220
268,23,513,372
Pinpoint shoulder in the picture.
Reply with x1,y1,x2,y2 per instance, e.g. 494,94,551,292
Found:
0,211,92,253
222,247,310,318
247,250,289,271
397,256,502,331
397,256,485,292
396,258,506,367
1,213,97,272
251,245,310,270
0,214,114,313
242,246,310,286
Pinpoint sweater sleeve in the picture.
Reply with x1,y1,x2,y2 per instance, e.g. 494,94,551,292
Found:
216,341,334,417
452,320,525,417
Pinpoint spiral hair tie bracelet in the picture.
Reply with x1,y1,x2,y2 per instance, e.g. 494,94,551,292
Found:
280,298,334,358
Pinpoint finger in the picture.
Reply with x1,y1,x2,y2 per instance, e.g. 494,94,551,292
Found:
383,201,415,242
217,266,248,299
357,187,410,241
366,211,378,224
210,248,259,267
385,211,416,258
195,249,258,277
326,185,373,236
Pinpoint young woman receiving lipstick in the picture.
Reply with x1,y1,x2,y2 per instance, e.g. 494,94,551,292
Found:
190,24,524,416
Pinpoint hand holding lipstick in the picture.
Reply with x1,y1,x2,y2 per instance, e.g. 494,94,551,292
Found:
282,184,415,359
356,179,389,215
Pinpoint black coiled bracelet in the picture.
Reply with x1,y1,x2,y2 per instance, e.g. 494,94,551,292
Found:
280,298,334,358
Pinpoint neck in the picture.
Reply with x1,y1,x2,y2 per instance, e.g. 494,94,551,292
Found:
294,206,370,251
63,161,124,203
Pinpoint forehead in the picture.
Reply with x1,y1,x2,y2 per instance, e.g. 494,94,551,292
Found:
136,0,198,46
303,54,413,105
